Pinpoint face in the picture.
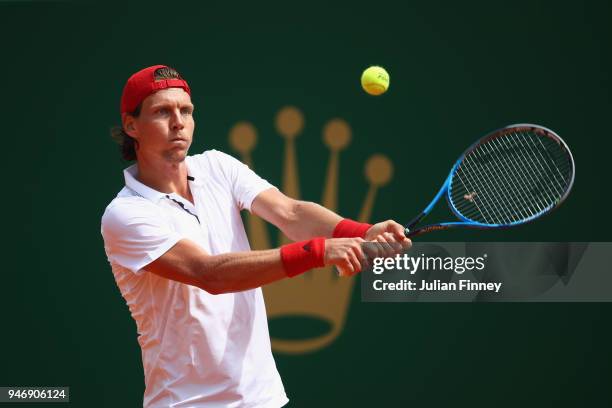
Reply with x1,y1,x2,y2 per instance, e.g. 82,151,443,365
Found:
123,88,195,164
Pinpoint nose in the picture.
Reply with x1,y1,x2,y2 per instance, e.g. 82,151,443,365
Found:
170,109,185,130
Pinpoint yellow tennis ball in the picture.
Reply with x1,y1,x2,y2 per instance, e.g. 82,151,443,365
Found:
361,66,390,96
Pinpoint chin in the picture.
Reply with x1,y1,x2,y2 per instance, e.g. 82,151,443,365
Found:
163,149,189,163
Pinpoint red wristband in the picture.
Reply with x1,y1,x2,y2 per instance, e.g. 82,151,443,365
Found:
332,219,372,239
280,238,326,277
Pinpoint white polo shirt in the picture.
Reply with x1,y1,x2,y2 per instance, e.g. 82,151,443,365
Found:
100,149,288,408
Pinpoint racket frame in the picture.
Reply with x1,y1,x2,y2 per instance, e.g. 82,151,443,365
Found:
404,124,575,238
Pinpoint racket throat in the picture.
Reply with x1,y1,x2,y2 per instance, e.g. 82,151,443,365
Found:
405,212,427,236
405,224,451,238
406,222,498,238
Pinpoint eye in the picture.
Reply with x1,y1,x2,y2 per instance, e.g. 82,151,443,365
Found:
181,107,193,115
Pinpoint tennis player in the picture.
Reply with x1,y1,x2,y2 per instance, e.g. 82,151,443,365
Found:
101,65,410,408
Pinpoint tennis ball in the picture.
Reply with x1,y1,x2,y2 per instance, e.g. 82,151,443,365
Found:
361,66,390,96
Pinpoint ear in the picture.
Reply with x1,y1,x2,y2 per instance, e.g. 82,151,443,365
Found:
122,113,138,139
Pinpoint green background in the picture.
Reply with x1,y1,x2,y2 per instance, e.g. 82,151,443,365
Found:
1,1,610,406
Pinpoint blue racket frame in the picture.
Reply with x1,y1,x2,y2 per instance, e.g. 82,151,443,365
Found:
403,124,575,238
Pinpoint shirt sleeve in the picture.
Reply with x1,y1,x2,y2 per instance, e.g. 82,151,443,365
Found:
210,150,278,212
101,200,183,275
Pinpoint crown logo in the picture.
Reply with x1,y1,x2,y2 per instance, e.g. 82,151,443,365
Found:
229,106,394,354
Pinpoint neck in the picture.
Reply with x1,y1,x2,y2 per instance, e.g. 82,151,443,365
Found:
135,156,192,202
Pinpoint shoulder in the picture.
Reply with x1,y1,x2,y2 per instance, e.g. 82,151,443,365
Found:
187,149,246,181
101,194,162,231
188,149,243,169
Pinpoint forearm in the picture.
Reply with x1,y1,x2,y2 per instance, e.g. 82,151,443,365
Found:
195,249,286,294
281,200,343,241
147,237,325,295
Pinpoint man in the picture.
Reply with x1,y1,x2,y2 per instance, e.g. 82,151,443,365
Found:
101,65,410,408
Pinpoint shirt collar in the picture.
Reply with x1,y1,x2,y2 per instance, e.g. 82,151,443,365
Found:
123,160,201,203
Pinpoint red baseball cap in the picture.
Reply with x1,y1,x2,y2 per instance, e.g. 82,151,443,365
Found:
120,64,191,114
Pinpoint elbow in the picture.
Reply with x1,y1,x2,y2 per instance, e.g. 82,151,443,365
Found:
197,272,235,295
198,278,227,295
278,199,303,233
203,286,224,295
191,256,230,295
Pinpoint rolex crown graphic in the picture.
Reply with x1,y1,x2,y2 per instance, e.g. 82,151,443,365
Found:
229,106,394,354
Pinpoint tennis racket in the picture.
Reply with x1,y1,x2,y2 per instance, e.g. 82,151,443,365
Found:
404,124,575,238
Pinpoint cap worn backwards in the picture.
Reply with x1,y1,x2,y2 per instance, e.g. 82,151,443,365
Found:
120,64,191,114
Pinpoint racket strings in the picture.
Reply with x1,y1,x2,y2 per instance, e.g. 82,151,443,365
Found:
462,131,569,223
489,136,542,216
450,129,572,225
478,134,559,221
531,133,569,193
458,137,538,223
509,133,559,199
496,134,555,214
458,141,532,223
481,136,542,218
458,152,515,223
470,139,534,221
516,131,570,200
